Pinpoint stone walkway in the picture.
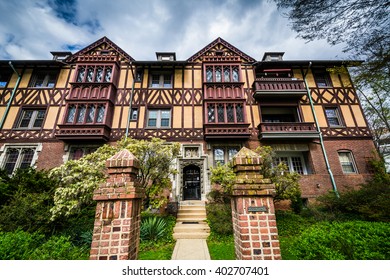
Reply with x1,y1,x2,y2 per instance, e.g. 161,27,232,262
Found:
171,239,211,260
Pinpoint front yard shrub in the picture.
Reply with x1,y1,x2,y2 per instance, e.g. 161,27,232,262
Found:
289,221,390,260
206,202,233,236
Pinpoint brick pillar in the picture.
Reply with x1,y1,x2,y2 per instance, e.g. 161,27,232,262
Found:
231,147,281,260
89,149,144,260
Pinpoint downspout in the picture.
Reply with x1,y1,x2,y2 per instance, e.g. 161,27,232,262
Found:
125,62,135,138
0,62,22,129
303,62,340,198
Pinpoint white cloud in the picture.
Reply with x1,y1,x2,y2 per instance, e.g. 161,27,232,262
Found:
0,0,348,61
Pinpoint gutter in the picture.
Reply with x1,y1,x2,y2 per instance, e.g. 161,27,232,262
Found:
303,62,340,198
125,62,135,138
0,62,22,129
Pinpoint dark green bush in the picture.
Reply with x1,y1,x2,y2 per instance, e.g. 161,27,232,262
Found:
140,216,167,241
289,221,390,260
0,230,88,260
206,202,233,236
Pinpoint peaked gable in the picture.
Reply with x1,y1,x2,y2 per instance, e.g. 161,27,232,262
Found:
187,37,256,63
66,36,134,63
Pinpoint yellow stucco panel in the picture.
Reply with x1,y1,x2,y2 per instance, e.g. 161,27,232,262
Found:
112,107,122,129
183,67,193,88
192,67,202,88
330,73,341,87
314,105,327,127
56,69,71,88
301,105,314,123
139,107,146,128
172,106,183,128
3,107,19,129
293,69,303,80
351,105,367,127
118,67,130,88
183,107,193,128
340,105,354,127
19,69,32,88
250,105,260,125
194,106,203,128
174,71,183,88
43,107,60,129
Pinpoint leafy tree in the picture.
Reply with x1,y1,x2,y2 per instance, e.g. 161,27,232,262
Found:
209,146,302,212
274,0,390,157
50,137,180,219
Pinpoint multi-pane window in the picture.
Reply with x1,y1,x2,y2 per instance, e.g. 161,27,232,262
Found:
325,107,343,127
150,73,172,88
313,69,332,87
65,104,106,124
130,108,138,120
205,65,240,83
16,109,46,129
207,103,244,123
275,153,307,175
69,146,98,161
1,147,37,175
147,109,171,128
338,151,357,173
76,65,112,83
213,146,240,166
29,70,58,87
0,71,12,88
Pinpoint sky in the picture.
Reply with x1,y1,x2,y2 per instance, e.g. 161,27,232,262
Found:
0,0,348,61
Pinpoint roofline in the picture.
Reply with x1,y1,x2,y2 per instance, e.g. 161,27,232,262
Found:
254,60,364,67
0,60,64,66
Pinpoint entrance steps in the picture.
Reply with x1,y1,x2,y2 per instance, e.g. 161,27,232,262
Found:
173,200,210,239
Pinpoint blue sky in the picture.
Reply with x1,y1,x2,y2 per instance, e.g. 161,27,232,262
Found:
0,0,347,61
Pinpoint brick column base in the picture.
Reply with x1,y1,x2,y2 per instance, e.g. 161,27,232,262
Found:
231,147,282,260
89,149,144,260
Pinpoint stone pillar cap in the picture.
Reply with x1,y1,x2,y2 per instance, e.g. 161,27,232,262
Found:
106,149,140,168
233,147,260,158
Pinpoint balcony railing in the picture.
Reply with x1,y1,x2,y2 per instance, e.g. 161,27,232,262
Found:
204,123,251,139
56,124,111,141
258,122,319,139
253,78,307,99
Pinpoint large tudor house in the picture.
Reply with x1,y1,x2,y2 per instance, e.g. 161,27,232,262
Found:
0,37,376,204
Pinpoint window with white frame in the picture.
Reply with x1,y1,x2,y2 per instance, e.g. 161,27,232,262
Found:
16,108,46,129
325,107,343,127
29,70,58,88
213,146,240,166
338,151,358,173
150,73,172,88
274,152,307,175
0,145,41,175
147,109,171,128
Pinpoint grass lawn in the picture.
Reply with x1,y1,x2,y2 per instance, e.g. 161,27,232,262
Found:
207,234,235,260
138,240,176,260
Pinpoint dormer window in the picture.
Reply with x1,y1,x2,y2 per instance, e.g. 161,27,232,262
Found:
156,52,176,61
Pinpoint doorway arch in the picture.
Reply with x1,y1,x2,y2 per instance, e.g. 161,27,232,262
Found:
183,165,201,200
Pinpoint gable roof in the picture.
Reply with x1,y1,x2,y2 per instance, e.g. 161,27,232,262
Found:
66,36,134,63
187,37,256,63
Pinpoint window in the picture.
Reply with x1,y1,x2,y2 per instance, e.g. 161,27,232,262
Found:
76,65,112,83
0,145,40,175
65,104,106,124
147,109,171,128
313,69,332,87
16,109,46,129
325,107,343,127
69,146,98,161
207,103,245,123
150,73,172,88
274,153,307,175
29,70,58,87
213,146,239,165
338,151,357,173
130,108,138,120
261,106,299,123
0,71,12,88
205,65,240,83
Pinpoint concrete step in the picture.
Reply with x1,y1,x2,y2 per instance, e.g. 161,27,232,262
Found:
177,213,207,219
173,232,210,239
179,200,205,206
178,207,207,213
173,222,210,233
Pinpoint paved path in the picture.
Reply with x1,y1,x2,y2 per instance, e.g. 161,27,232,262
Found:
171,239,211,260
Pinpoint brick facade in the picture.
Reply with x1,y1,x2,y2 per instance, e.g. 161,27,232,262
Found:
89,149,144,260
231,147,281,260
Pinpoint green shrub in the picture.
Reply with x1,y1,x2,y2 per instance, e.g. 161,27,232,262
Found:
206,203,232,236
30,235,89,260
0,230,88,260
289,221,390,260
140,216,169,241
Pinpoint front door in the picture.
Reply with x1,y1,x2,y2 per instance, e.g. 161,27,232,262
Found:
183,165,201,200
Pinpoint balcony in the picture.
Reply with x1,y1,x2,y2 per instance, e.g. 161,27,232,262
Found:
56,124,111,141
253,78,307,99
204,123,251,140
258,122,319,139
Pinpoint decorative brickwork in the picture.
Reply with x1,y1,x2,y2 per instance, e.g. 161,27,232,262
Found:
89,149,144,260
231,147,281,260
